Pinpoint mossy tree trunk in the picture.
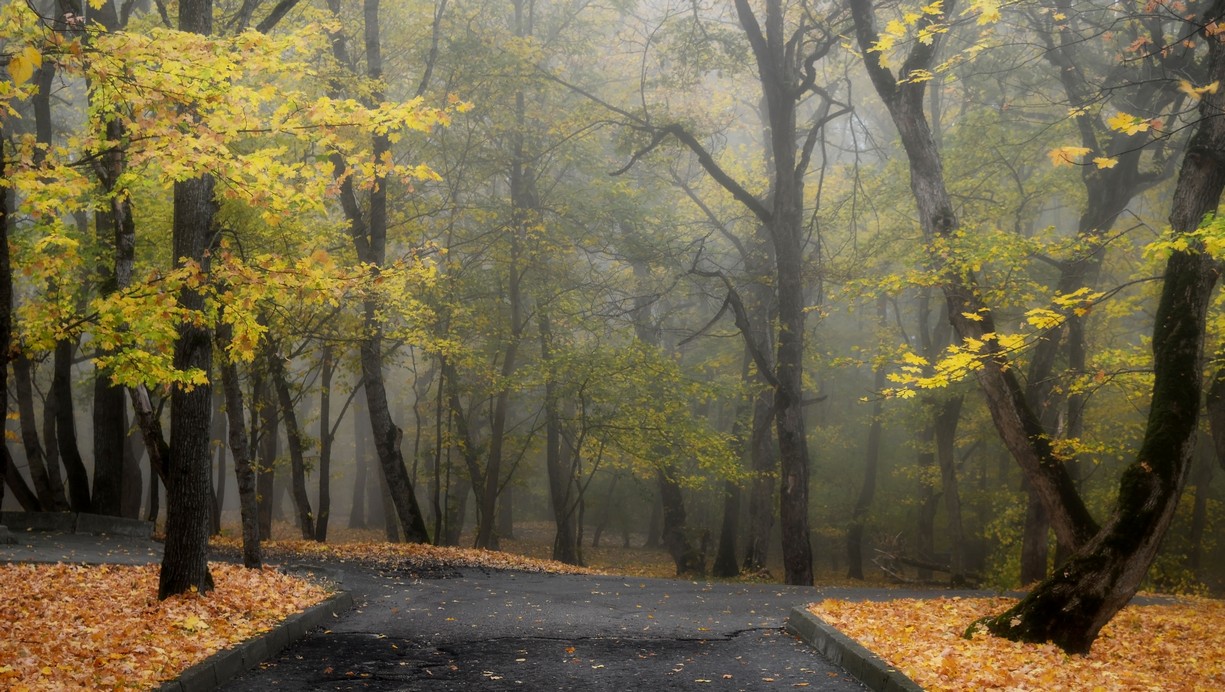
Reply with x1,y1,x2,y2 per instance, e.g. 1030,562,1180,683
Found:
981,9,1225,650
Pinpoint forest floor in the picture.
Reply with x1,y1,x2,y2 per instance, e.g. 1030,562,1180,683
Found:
2,521,1222,690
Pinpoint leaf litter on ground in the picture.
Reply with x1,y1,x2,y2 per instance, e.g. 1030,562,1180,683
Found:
809,596,1225,691
0,562,331,690
209,535,602,575
2,536,599,690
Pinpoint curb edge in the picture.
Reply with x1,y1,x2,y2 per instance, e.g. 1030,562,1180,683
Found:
157,589,355,692
786,605,925,692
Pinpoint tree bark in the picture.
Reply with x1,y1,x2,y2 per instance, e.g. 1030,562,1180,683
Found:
540,311,579,565
847,297,888,580
657,468,704,577
981,5,1225,651
271,349,314,540
327,0,430,544
349,385,368,529
218,326,261,568
209,388,225,535
1186,447,1213,577
0,136,9,522
14,355,66,510
934,395,966,583
121,406,144,519
253,356,277,538
53,339,91,512
314,347,334,542
158,170,217,598
158,0,218,599
712,480,741,578
89,0,139,519
4,449,39,511
732,0,819,585
1019,479,1050,585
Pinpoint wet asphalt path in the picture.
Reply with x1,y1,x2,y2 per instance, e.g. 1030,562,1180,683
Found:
223,565,876,691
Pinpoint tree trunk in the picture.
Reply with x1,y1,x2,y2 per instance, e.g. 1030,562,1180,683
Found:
53,339,92,512
743,381,775,571
711,480,741,578
4,448,39,511
254,361,277,538
847,297,888,580
1019,480,1050,585
850,0,1100,559
657,468,704,576
327,0,430,544
315,347,334,542
128,384,169,491
349,384,368,529
444,476,469,547
14,355,66,510
271,349,314,540
209,388,225,535
934,395,966,583
158,155,217,598
981,7,1225,650
731,0,816,586
1186,446,1213,577
540,312,579,564
0,136,8,524
121,406,144,519
218,340,261,568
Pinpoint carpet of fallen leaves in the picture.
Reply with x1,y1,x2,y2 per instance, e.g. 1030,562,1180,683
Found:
810,596,1225,691
210,535,601,575
0,562,330,690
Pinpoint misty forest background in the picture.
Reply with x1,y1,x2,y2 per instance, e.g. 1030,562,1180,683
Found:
3,0,1225,597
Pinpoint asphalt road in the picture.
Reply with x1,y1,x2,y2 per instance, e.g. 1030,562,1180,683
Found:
223,565,875,691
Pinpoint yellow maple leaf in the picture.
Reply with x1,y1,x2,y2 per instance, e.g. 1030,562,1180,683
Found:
1106,111,1150,135
1048,146,1090,166
1178,79,1220,101
1093,156,1118,169
7,46,42,86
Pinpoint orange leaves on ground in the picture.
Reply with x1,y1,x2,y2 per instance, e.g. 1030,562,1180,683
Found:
0,562,330,691
210,536,600,575
810,596,1225,691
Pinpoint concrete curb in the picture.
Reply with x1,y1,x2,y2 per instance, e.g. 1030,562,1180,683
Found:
787,605,924,692
158,589,354,692
0,511,153,538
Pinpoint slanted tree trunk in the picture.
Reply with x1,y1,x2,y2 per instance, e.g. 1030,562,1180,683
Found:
271,349,314,540
979,4,1225,651
218,326,261,568
52,339,91,512
851,0,1101,561
327,0,430,544
121,407,144,519
14,355,66,510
